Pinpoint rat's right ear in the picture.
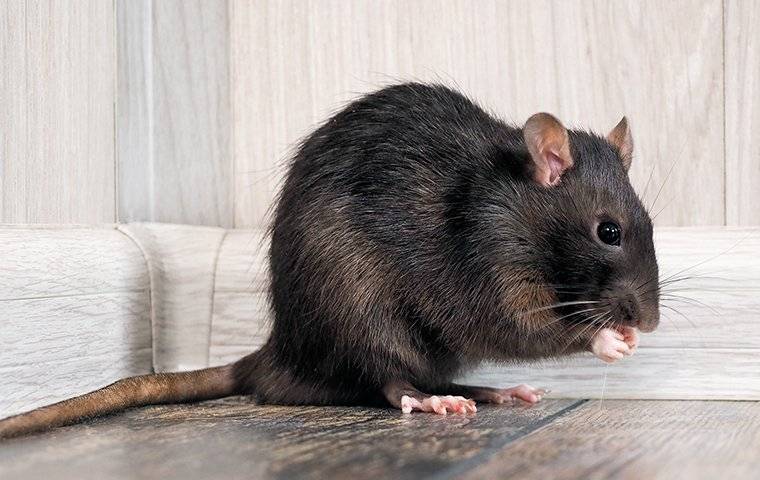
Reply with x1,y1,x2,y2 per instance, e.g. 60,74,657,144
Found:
607,116,633,171
522,113,574,187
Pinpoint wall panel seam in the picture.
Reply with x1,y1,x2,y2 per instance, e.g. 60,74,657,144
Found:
207,228,230,364
115,224,157,372
722,0,728,226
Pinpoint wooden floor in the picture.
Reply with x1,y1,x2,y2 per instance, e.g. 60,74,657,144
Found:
1,398,758,480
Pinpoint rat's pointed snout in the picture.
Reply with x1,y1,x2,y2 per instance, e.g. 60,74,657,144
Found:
614,292,640,325
604,286,659,333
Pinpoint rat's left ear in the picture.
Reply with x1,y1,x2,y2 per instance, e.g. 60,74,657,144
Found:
607,117,633,171
523,113,574,187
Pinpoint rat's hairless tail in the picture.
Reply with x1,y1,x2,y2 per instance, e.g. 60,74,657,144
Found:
0,364,238,439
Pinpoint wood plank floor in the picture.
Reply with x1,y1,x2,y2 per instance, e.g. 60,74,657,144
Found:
1,398,758,480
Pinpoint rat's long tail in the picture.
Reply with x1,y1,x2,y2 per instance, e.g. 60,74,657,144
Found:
0,364,237,439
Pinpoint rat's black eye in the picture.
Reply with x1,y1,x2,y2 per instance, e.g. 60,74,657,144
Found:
597,222,621,246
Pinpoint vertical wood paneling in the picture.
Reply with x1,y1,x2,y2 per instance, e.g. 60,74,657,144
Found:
0,0,115,223
232,0,302,227
232,0,724,228
231,0,409,227
117,0,233,227
116,0,152,224
725,0,760,226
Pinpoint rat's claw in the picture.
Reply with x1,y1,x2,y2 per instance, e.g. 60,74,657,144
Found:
440,395,476,414
429,396,446,415
400,395,422,414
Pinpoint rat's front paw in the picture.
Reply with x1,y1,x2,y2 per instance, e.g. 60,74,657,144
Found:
620,326,639,352
590,327,633,363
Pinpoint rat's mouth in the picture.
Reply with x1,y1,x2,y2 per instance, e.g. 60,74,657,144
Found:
591,288,660,334
603,314,659,333
571,302,659,333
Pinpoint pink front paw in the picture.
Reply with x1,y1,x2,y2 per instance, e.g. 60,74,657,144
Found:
620,326,639,352
591,327,634,363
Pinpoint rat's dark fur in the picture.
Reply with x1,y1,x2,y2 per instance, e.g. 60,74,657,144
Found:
0,82,659,438
232,82,659,407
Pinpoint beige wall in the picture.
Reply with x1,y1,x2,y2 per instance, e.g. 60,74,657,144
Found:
2,0,758,227
1,0,115,223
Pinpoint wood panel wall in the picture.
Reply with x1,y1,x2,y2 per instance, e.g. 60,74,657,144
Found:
725,0,760,225
231,0,727,228
2,0,757,228
116,0,233,227
1,1,758,411
1,0,115,223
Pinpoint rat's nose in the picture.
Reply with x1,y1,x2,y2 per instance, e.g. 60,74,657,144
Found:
612,291,659,332
615,293,639,324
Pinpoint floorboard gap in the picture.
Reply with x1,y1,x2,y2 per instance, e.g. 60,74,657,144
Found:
432,399,589,480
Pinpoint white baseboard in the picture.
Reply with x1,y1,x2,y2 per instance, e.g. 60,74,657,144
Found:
2,224,758,415
0,226,152,416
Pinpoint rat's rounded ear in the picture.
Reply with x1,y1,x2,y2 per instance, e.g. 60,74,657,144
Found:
522,112,574,187
607,116,633,171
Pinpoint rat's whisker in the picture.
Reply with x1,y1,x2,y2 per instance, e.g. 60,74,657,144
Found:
648,150,679,213
559,310,610,355
659,310,689,348
639,163,657,206
520,300,600,317
657,233,755,287
537,307,604,330
661,304,699,331
660,293,719,315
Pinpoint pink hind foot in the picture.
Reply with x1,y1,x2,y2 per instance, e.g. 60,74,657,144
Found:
383,380,476,415
400,394,477,415
383,380,547,415
447,383,548,405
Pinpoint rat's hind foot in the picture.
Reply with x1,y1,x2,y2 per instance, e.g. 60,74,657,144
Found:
445,383,548,405
382,380,476,415
400,394,477,415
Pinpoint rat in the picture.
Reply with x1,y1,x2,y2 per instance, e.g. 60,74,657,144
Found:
0,82,659,437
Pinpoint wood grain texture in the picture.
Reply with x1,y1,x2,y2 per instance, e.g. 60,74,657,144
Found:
209,229,270,364
117,0,233,227
3,399,758,479
0,0,115,223
463,348,760,400
0,398,581,480
231,0,724,228
725,0,760,226
209,291,270,366
464,400,760,479
203,226,760,398
118,223,227,372
0,226,152,417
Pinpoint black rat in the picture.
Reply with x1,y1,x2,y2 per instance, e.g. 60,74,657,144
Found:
0,82,659,436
